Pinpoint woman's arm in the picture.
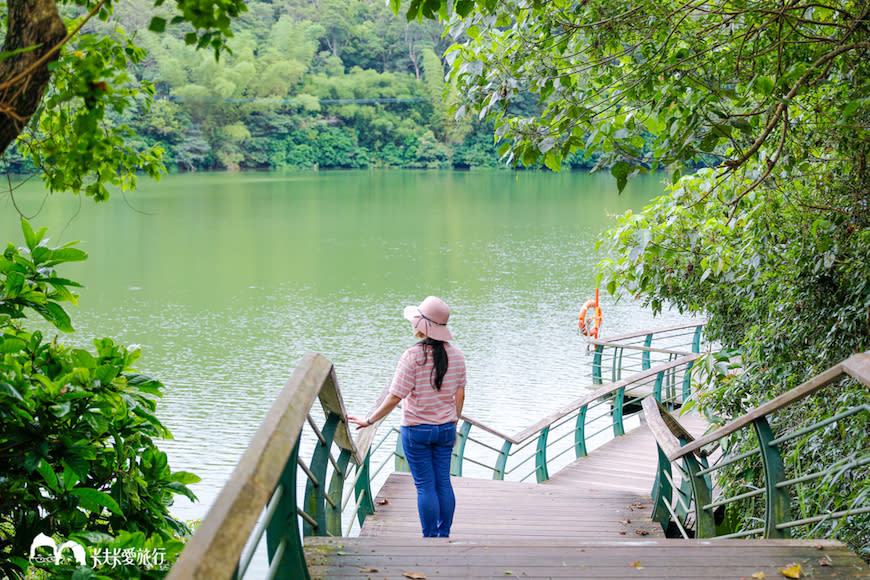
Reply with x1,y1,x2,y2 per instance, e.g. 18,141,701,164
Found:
454,385,465,420
348,394,402,430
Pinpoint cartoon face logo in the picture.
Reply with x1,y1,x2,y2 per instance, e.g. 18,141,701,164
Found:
29,532,87,566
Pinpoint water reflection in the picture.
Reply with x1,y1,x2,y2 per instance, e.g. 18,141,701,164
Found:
0,169,694,523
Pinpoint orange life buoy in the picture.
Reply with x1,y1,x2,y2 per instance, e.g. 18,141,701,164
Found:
578,290,603,338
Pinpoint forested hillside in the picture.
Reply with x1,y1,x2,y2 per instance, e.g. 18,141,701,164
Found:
2,0,597,173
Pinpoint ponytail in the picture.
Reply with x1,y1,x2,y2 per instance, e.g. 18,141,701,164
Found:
420,337,448,391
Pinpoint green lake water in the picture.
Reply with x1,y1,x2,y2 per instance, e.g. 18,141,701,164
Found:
1,169,695,522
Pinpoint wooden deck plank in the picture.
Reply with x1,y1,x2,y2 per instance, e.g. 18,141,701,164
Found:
305,537,870,579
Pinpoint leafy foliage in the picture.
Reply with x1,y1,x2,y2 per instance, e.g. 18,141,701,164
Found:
439,0,870,190
0,220,199,579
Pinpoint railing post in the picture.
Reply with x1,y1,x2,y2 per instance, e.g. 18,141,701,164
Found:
650,443,673,531
451,421,471,476
681,359,694,403
304,412,340,536
612,388,625,437
612,347,624,382
354,453,376,527
683,452,716,538
326,448,351,536
535,427,550,482
753,417,792,539
653,370,664,402
592,344,604,385
692,324,703,353
642,333,653,370
265,440,309,580
394,429,409,472
574,405,588,457
494,441,512,480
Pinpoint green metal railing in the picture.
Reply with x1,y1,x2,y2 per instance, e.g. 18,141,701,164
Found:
167,323,707,579
643,352,870,542
588,321,706,384
166,352,375,580
371,352,702,485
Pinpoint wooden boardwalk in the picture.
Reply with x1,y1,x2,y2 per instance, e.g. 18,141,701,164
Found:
305,415,870,579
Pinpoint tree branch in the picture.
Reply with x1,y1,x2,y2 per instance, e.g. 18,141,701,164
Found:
0,0,67,155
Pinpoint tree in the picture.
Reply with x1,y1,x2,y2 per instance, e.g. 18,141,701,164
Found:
0,0,246,199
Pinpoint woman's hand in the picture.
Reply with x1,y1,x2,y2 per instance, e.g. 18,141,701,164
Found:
347,415,372,430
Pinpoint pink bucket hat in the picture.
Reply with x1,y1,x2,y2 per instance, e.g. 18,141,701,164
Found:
403,296,453,341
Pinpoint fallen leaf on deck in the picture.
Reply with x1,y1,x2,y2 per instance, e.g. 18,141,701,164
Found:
403,573,427,579
819,558,832,567
779,563,801,578
503,570,513,575
620,520,631,525
618,531,627,535
751,572,765,579
377,498,389,505
359,569,378,573
635,529,649,536
628,560,644,570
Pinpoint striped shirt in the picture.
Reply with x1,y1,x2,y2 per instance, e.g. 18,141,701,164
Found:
389,341,467,426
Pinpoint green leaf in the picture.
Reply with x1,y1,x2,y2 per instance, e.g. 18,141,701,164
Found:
20,218,39,251
0,337,27,354
63,463,81,490
544,150,562,172
169,471,201,485
148,16,167,33
37,460,60,493
456,0,475,17
611,161,630,193
0,381,24,400
756,76,774,96
69,488,123,516
39,302,74,332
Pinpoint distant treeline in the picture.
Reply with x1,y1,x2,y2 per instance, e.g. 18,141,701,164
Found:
4,0,601,174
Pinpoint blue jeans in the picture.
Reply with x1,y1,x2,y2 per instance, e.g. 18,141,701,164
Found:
401,422,457,538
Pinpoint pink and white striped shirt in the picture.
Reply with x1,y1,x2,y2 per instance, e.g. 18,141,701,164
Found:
389,342,466,426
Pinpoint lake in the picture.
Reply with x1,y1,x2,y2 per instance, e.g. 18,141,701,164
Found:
0,169,694,523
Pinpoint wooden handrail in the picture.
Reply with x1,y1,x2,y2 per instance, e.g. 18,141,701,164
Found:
167,352,358,579
590,321,707,345
642,397,695,460
666,352,870,461
506,353,701,445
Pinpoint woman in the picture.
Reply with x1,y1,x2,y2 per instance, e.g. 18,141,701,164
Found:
349,296,466,538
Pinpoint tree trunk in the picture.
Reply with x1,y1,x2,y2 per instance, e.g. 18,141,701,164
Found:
0,0,67,155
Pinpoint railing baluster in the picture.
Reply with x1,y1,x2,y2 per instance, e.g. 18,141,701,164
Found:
326,448,351,536
353,453,376,527
592,344,604,384
574,405,588,458
612,388,625,437
266,440,308,580
642,333,652,370
494,440,512,480
651,443,673,531
451,420,471,476
535,427,550,482
304,412,340,536
752,417,791,539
